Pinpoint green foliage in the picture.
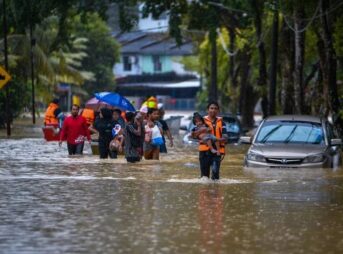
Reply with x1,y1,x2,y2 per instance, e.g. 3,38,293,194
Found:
0,0,123,126
334,15,343,57
70,13,120,94
0,77,31,127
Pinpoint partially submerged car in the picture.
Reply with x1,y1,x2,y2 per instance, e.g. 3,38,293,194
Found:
182,114,243,145
241,115,342,168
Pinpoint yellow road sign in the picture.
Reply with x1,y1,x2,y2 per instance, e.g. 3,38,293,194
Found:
0,66,11,89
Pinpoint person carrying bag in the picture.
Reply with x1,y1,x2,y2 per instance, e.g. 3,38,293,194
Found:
144,108,163,160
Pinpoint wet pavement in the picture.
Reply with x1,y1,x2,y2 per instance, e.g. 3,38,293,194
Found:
1,132,343,253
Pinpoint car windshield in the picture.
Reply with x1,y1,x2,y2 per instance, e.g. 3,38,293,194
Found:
255,121,324,144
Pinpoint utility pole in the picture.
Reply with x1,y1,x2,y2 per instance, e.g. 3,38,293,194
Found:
2,0,11,136
269,0,278,115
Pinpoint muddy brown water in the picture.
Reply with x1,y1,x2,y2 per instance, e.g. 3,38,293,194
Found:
1,125,343,253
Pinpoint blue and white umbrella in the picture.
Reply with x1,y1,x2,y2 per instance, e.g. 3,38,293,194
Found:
95,92,135,112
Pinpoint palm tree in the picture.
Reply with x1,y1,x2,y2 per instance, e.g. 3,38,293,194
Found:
0,15,94,102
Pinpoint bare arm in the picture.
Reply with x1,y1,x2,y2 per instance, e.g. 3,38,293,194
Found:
191,126,207,139
165,129,173,146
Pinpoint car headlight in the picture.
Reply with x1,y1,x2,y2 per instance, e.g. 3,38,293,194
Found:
303,154,325,163
247,152,265,162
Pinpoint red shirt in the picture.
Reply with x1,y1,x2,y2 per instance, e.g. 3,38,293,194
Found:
60,115,91,145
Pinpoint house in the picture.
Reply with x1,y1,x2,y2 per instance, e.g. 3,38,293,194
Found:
111,5,200,110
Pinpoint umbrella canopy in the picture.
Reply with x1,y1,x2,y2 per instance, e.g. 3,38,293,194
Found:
85,97,113,111
95,92,135,112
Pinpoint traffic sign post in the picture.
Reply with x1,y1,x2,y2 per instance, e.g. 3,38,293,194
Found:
0,66,11,89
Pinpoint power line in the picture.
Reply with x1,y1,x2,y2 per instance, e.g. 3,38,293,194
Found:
281,0,321,33
280,0,343,33
216,28,239,56
281,0,343,21
208,1,249,14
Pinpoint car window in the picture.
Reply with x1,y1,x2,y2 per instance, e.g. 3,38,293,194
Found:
255,121,324,144
189,116,240,132
223,117,240,133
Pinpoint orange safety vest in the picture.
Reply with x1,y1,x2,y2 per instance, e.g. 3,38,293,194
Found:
81,108,95,126
198,116,225,154
44,103,59,125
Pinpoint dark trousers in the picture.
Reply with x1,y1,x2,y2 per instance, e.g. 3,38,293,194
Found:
67,143,84,155
126,157,140,163
99,139,118,159
99,139,110,159
199,151,222,180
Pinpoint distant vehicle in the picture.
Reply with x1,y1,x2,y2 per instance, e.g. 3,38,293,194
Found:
182,114,243,145
241,115,342,168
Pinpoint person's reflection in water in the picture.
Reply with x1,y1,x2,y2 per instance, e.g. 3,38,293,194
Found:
198,186,223,254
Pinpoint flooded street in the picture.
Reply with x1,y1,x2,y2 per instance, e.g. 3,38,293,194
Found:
1,133,343,253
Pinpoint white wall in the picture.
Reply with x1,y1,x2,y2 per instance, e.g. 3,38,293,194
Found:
138,3,169,32
113,55,143,77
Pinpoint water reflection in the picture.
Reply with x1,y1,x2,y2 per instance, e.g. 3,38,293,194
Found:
198,186,223,254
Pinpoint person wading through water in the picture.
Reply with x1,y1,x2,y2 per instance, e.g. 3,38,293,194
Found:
93,108,118,159
144,108,163,160
59,104,91,155
191,101,228,180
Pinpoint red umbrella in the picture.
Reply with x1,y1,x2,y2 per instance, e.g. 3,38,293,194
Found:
85,97,113,111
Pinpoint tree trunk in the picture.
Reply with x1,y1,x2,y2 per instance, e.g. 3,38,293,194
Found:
310,65,323,115
209,28,218,103
252,0,268,118
268,0,278,116
316,32,329,116
228,26,238,88
280,18,295,114
320,0,342,134
293,6,305,114
239,47,255,128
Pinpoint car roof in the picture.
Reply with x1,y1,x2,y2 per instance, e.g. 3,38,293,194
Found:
265,115,322,123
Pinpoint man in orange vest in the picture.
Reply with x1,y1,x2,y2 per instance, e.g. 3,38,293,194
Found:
44,98,65,128
191,101,228,180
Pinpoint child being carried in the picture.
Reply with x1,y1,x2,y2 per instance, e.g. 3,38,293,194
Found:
192,112,221,156
110,124,124,153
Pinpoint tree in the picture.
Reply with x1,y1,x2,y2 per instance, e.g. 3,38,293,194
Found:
70,13,120,95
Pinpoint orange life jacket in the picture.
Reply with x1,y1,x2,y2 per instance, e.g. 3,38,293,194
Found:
44,103,59,125
198,116,225,154
81,108,95,126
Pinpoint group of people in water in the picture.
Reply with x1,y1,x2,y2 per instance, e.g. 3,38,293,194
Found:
44,99,228,180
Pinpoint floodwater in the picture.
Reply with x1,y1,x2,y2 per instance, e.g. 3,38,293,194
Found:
1,131,343,253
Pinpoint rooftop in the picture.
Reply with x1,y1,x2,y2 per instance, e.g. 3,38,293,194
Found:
114,32,194,56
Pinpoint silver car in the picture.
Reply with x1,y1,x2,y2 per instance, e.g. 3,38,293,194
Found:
241,115,342,168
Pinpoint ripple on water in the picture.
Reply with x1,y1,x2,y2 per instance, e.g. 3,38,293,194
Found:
166,177,251,184
0,175,137,181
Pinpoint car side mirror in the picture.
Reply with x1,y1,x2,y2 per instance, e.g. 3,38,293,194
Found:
180,125,188,131
331,138,342,146
240,136,252,144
